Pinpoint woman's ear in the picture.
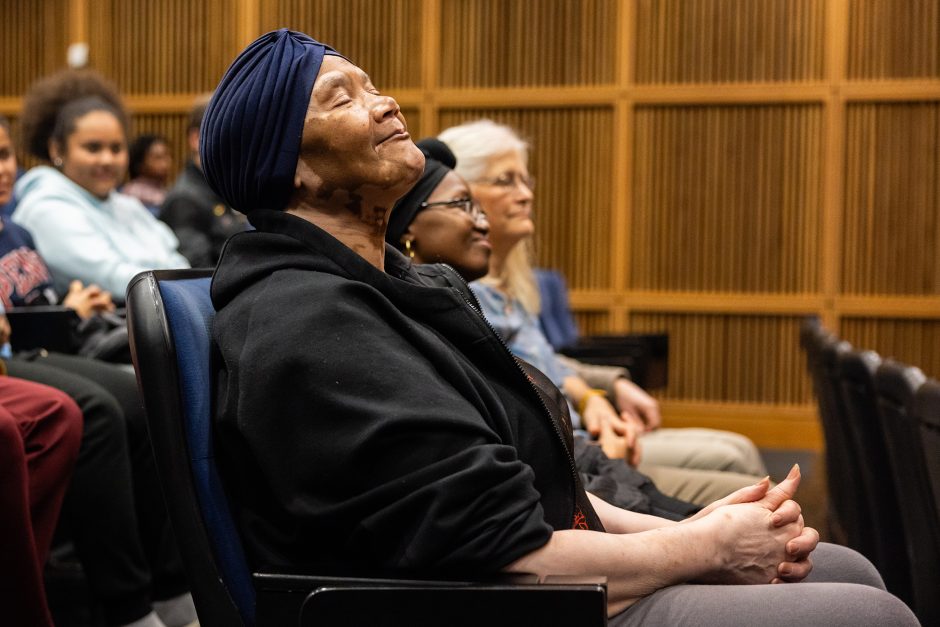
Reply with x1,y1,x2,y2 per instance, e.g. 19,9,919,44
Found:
49,141,64,168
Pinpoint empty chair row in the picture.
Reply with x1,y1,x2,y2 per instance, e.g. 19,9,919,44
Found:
800,317,940,626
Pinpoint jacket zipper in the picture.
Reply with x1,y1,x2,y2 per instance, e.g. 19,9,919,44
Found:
438,264,581,521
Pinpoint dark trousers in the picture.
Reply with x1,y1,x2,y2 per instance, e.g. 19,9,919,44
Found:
8,352,188,625
0,375,82,627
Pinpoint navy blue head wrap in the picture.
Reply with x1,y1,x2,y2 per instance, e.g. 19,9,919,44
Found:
386,138,457,247
200,29,342,214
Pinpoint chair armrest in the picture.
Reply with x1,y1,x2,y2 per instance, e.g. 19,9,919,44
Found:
560,333,669,390
254,571,608,626
6,306,80,354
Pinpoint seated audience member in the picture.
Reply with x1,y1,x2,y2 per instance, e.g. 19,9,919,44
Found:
0,113,195,627
160,94,246,267
0,375,82,627
122,134,172,216
202,29,915,625
385,137,694,517
13,70,189,300
438,119,767,505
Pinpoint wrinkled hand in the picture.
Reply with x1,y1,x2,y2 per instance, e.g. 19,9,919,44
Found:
762,466,819,583
583,395,642,465
697,465,817,585
612,378,661,431
62,280,115,319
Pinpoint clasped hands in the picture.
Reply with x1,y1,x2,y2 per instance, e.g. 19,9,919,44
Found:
689,464,819,585
62,280,115,319
581,378,659,466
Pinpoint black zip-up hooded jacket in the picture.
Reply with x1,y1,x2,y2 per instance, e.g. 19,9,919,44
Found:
211,209,601,576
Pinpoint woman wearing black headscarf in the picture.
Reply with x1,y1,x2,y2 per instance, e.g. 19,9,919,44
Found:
204,29,914,625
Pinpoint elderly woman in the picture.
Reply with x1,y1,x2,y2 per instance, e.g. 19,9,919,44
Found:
205,29,914,625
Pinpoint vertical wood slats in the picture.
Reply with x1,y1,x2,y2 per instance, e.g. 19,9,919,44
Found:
0,0,69,97
634,0,826,83
258,0,424,89
841,318,940,380
573,311,611,336
87,0,240,94
631,104,824,293
0,1,939,427
842,103,940,295
439,0,617,87
629,313,812,404
438,107,614,290
847,0,940,79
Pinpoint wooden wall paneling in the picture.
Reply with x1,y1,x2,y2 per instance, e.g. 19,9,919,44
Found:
633,0,825,83
629,312,812,404
573,311,611,336
630,104,824,294
419,0,441,140
438,0,617,88
257,0,423,89
0,0,69,98
847,0,940,79
87,0,241,95
437,107,614,291
842,103,940,296
840,318,940,380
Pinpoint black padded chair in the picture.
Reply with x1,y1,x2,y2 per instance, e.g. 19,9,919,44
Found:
873,361,939,625
835,348,911,604
912,379,940,524
799,318,857,546
126,269,608,627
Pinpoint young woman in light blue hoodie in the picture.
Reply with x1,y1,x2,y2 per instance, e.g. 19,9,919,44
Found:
14,73,188,301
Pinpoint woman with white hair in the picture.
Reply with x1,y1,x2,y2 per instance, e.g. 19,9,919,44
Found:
438,119,769,505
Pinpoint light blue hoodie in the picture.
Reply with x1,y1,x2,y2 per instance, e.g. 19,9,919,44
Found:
13,166,190,299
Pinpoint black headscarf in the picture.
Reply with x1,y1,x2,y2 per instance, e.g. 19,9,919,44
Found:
385,138,456,247
200,29,342,214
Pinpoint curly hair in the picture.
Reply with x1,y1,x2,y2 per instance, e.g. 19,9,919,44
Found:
19,69,126,161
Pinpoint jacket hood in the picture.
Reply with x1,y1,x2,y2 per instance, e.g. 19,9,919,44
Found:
13,165,108,209
211,209,421,312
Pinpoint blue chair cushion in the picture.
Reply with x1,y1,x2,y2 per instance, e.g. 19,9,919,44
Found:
160,277,257,623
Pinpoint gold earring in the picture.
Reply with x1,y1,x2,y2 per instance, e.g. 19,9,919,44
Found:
404,239,415,259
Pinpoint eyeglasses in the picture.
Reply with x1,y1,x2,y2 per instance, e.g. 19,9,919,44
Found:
475,172,535,192
419,197,486,222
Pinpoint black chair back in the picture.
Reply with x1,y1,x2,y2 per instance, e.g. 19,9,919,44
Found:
913,379,940,524
800,318,857,546
874,361,939,625
127,269,252,627
836,348,911,604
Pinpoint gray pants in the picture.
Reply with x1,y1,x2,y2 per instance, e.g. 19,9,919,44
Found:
610,543,918,626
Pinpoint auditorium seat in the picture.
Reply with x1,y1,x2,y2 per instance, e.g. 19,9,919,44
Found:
126,269,608,627
873,361,939,625
799,318,856,546
835,348,911,605
912,379,940,524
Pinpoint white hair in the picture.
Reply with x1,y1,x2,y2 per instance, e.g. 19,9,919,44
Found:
438,119,540,314
437,119,529,183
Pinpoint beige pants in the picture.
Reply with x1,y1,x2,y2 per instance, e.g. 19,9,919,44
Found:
638,463,763,506
639,427,768,476
635,427,768,505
